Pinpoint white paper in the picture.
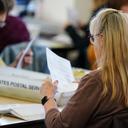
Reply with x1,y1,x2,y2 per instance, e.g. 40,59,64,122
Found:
46,48,76,92
0,104,20,114
16,37,36,69
0,104,45,121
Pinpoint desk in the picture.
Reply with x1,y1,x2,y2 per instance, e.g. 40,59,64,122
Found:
0,97,33,104
0,96,46,128
35,37,75,60
35,37,73,49
0,68,89,128
0,117,45,128
0,96,65,128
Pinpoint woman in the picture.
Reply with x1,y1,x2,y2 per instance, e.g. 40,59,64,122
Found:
40,9,128,128
0,50,33,68
108,0,128,11
0,0,30,53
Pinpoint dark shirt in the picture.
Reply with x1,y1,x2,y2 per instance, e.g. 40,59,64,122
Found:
65,4,107,69
45,70,126,128
65,4,107,48
0,15,30,53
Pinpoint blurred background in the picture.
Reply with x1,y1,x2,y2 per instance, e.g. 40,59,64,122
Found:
1,0,98,74
4,0,128,76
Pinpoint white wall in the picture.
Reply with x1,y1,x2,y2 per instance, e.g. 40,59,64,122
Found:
36,0,92,25
75,0,92,23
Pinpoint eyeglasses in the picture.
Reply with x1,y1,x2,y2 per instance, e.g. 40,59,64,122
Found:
0,21,6,28
89,33,101,43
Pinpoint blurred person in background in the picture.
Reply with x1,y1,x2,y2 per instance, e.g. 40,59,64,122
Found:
40,8,128,128
108,0,128,12
17,0,35,17
65,0,108,69
8,50,33,68
0,0,49,73
65,0,128,70
0,0,30,53
0,49,33,68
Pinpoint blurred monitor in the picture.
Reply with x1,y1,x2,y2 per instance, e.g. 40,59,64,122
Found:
16,0,31,5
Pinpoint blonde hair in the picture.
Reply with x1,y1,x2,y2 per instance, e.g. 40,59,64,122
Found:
90,9,128,105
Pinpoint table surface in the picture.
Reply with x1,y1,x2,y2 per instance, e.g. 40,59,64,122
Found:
35,37,73,49
0,96,33,104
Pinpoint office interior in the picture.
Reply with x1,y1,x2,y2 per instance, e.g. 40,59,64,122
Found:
0,0,122,127
3,0,94,72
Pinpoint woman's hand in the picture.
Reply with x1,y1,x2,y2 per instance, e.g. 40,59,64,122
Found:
40,79,58,113
40,79,58,98
10,49,33,68
21,50,33,67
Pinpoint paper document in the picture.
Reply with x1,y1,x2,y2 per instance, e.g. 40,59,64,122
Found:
46,48,76,92
16,37,36,69
0,104,45,121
